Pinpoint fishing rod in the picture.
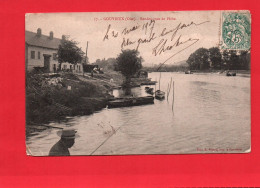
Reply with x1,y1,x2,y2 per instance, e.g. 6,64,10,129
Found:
89,126,122,155
89,111,133,155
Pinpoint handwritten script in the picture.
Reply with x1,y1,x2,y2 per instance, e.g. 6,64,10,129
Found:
103,20,209,69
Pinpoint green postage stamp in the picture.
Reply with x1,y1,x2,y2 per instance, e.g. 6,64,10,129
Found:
221,11,251,50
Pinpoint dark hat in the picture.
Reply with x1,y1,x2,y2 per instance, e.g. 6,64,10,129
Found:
57,128,79,139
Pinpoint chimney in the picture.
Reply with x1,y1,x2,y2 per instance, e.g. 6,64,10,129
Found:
36,28,42,37
62,35,66,40
49,31,53,39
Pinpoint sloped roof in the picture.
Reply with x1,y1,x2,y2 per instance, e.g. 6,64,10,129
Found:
25,30,61,49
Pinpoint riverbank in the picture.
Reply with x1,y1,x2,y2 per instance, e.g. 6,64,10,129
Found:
189,69,250,78
190,69,250,74
26,71,123,136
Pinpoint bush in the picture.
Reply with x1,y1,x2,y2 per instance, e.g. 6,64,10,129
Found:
26,73,110,125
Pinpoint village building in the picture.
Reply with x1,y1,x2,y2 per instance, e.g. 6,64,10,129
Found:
25,28,83,73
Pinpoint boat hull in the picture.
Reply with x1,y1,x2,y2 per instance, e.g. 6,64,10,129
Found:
226,72,236,76
107,96,154,108
145,87,154,94
155,90,165,100
155,95,165,100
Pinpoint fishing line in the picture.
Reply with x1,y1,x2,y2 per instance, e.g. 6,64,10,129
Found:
89,126,121,155
89,115,131,155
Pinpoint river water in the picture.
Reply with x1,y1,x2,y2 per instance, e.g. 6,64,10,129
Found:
26,72,251,156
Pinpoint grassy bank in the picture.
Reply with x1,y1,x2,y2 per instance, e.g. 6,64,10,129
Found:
26,71,123,135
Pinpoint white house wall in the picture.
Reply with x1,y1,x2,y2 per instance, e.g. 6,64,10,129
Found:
60,62,83,73
26,45,82,73
27,45,58,72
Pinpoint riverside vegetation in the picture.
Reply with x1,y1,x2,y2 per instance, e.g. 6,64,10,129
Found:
26,71,123,135
26,49,143,135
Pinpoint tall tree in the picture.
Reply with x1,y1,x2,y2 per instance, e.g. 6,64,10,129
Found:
115,49,143,86
229,50,239,70
222,50,230,70
58,36,84,70
187,48,250,71
245,51,251,70
209,47,222,69
239,51,250,70
187,52,199,70
186,48,210,70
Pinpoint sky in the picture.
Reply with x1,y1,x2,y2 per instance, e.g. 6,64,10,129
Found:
26,11,221,66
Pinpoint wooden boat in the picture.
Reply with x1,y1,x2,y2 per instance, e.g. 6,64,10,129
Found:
185,70,193,74
154,72,165,100
140,81,157,85
107,96,154,108
226,71,236,76
155,90,165,100
145,87,154,94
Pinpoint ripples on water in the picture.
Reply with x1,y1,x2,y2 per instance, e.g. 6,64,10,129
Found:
26,72,251,156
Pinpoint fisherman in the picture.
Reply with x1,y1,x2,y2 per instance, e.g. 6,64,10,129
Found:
49,128,78,156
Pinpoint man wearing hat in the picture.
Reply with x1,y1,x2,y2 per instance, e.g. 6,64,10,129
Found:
49,128,77,156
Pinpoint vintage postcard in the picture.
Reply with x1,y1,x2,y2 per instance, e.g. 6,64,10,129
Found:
25,11,251,156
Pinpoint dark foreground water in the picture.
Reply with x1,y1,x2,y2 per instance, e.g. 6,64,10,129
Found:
26,72,251,156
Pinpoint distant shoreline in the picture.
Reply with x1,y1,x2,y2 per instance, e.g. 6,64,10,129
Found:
146,70,251,74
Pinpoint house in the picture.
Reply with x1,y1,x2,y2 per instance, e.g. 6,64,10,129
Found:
25,28,83,73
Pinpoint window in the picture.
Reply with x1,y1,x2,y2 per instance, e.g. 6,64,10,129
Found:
38,52,41,59
31,51,35,59
63,65,67,69
53,53,57,60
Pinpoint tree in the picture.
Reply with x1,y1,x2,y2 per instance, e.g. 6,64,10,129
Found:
222,49,230,69
115,49,143,85
222,50,240,70
222,50,250,70
82,56,89,64
187,47,250,71
229,50,240,70
209,47,222,69
245,51,251,70
238,51,250,70
187,52,199,70
186,48,210,70
93,58,117,71
58,36,84,70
